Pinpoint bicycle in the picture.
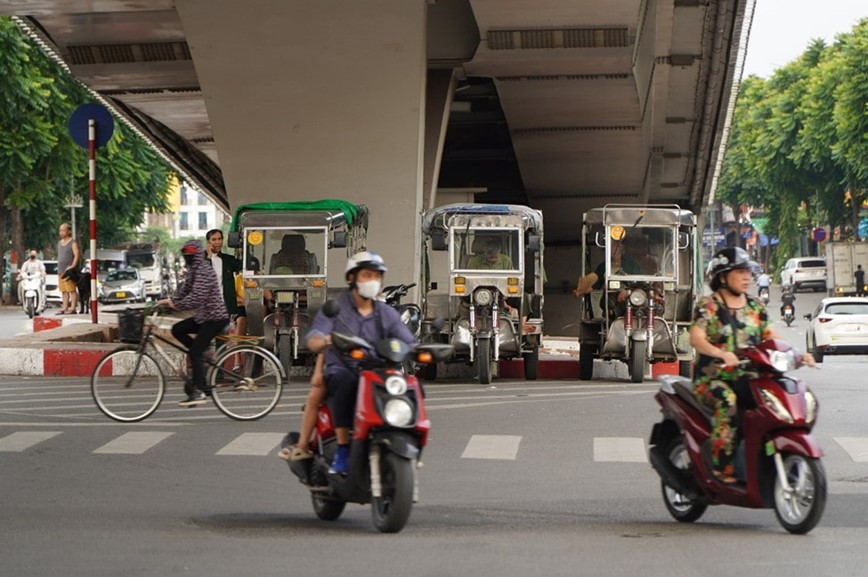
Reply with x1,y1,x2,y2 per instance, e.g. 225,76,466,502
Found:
91,306,286,422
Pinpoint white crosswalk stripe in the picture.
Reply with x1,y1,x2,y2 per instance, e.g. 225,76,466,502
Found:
594,437,648,462
833,437,868,462
216,432,285,456
0,431,61,452
93,432,175,454
461,434,522,460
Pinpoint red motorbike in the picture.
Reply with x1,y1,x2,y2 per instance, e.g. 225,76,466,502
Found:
283,304,452,533
648,339,826,534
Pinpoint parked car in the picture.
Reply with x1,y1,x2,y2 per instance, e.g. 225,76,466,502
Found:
98,268,146,304
780,257,827,292
43,260,61,305
806,297,868,362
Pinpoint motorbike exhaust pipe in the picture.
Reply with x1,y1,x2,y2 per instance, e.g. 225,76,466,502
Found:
648,445,699,500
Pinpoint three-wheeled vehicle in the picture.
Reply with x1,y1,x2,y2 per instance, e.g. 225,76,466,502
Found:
576,205,699,383
228,200,369,376
419,204,544,384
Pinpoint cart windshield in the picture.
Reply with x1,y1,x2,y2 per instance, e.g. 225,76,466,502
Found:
453,228,521,273
242,227,327,278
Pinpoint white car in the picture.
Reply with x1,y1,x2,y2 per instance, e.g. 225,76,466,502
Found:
43,260,61,305
780,257,827,293
806,297,868,363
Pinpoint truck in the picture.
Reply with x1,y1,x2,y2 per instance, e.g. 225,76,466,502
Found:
824,241,868,296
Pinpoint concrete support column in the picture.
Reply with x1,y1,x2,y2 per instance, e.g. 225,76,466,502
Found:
175,0,428,285
422,70,457,210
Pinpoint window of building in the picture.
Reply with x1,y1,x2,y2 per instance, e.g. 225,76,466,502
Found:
198,211,208,230
180,187,188,206
179,212,189,231
198,192,207,205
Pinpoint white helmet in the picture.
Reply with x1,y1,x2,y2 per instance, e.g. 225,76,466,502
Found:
344,250,387,281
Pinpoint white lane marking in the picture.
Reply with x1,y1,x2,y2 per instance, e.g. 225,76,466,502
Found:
594,437,648,462
835,437,868,462
216,433,285,456
94,431,175,454
0,431,62,451
461,435,522,460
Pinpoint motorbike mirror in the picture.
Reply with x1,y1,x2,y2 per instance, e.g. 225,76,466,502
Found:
431,231,447,251
803,313,812,320
527,234,541,252
227,231,241,249
332,231,347,248
322,299,341,318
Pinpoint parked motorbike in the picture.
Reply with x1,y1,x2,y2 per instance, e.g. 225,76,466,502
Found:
758,286,770,305
648,339,826,534
282,300,452,533
18,270,45,318
783,303,795,327
383,282,421,338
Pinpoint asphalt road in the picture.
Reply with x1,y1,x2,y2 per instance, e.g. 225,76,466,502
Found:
2,286,867,576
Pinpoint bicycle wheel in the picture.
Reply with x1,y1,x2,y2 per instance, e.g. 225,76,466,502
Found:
209,345,283,420
91,347,165,422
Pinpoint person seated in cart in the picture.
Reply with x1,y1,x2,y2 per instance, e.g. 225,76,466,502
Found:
466,238,514,270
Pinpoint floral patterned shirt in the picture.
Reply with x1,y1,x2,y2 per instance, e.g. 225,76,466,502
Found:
692,294,771,383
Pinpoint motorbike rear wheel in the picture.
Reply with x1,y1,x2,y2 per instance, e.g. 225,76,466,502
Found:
522,345,539,381
630,340,647,383
661,438,707,523
579,344,596,381
312,494,346,521
371,452,414,533
773,453,826,534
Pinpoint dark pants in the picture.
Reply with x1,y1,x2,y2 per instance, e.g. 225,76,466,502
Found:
325,366,359,429
171,317,228,395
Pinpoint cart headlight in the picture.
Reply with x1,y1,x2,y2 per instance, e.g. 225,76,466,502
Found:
759,389,794,423
629,289,647,307
384,375,408,395
276,291,295,304
805,389,818,423
474,289,492,306
383,398,414,427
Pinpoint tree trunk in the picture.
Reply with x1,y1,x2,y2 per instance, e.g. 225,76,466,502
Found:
0,185,6,304
11,205,25,305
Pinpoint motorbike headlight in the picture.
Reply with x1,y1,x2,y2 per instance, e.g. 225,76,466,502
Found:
759,388,794,424
384,375,408,395
805,389,818,424
628,289,648,307
474,289,492,307
383,398,414,427
768,349,796,373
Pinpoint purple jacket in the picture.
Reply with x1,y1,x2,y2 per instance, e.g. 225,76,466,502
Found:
173,245,228,323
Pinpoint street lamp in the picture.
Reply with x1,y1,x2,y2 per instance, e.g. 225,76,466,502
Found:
64,194,84,238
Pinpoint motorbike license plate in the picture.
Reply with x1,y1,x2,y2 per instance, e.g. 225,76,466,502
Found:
116,291,126,298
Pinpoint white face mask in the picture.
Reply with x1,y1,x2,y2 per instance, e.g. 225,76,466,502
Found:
356,279,381,300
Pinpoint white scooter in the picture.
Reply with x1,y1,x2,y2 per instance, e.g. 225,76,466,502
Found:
18,271,46,318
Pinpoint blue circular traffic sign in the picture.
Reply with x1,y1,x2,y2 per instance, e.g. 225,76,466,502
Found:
69,103,115,149
812,228,826,242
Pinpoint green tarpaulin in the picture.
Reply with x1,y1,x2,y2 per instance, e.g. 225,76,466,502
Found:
230,199,362,232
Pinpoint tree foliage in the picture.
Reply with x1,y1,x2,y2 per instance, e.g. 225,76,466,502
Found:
1,17,173,297
718,18,868,268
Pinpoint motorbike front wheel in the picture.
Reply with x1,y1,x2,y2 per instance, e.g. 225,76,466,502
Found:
371,452,414,533
477,338,492,385
25,297,35,319
629,340,647,383
661,438,707,523
773,453,827,534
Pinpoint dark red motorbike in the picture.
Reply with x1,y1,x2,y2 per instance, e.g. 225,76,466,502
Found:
648,339,826,534
283,304,452,533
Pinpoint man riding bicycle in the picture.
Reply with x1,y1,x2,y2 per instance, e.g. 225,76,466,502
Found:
158,239,229,407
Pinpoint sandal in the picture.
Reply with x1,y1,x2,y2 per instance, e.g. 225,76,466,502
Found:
712,470,739,485
278,445,313,462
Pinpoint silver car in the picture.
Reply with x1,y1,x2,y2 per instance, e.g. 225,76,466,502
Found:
98,268,146,303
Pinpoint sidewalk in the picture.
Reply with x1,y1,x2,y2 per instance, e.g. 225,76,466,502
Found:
0,312,680,380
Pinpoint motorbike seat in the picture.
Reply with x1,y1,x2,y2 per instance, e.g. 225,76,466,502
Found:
665,378,714,420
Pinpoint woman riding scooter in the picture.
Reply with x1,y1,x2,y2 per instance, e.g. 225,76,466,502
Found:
689,247,814,484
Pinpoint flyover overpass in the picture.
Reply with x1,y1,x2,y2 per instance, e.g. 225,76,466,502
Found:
1,0,752,335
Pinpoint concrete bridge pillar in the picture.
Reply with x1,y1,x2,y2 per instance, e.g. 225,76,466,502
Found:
176,0,434,285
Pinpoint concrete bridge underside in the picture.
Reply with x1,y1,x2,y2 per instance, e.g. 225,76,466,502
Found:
1,0,750,336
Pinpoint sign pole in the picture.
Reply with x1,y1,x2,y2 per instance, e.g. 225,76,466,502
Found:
88,119,98,323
